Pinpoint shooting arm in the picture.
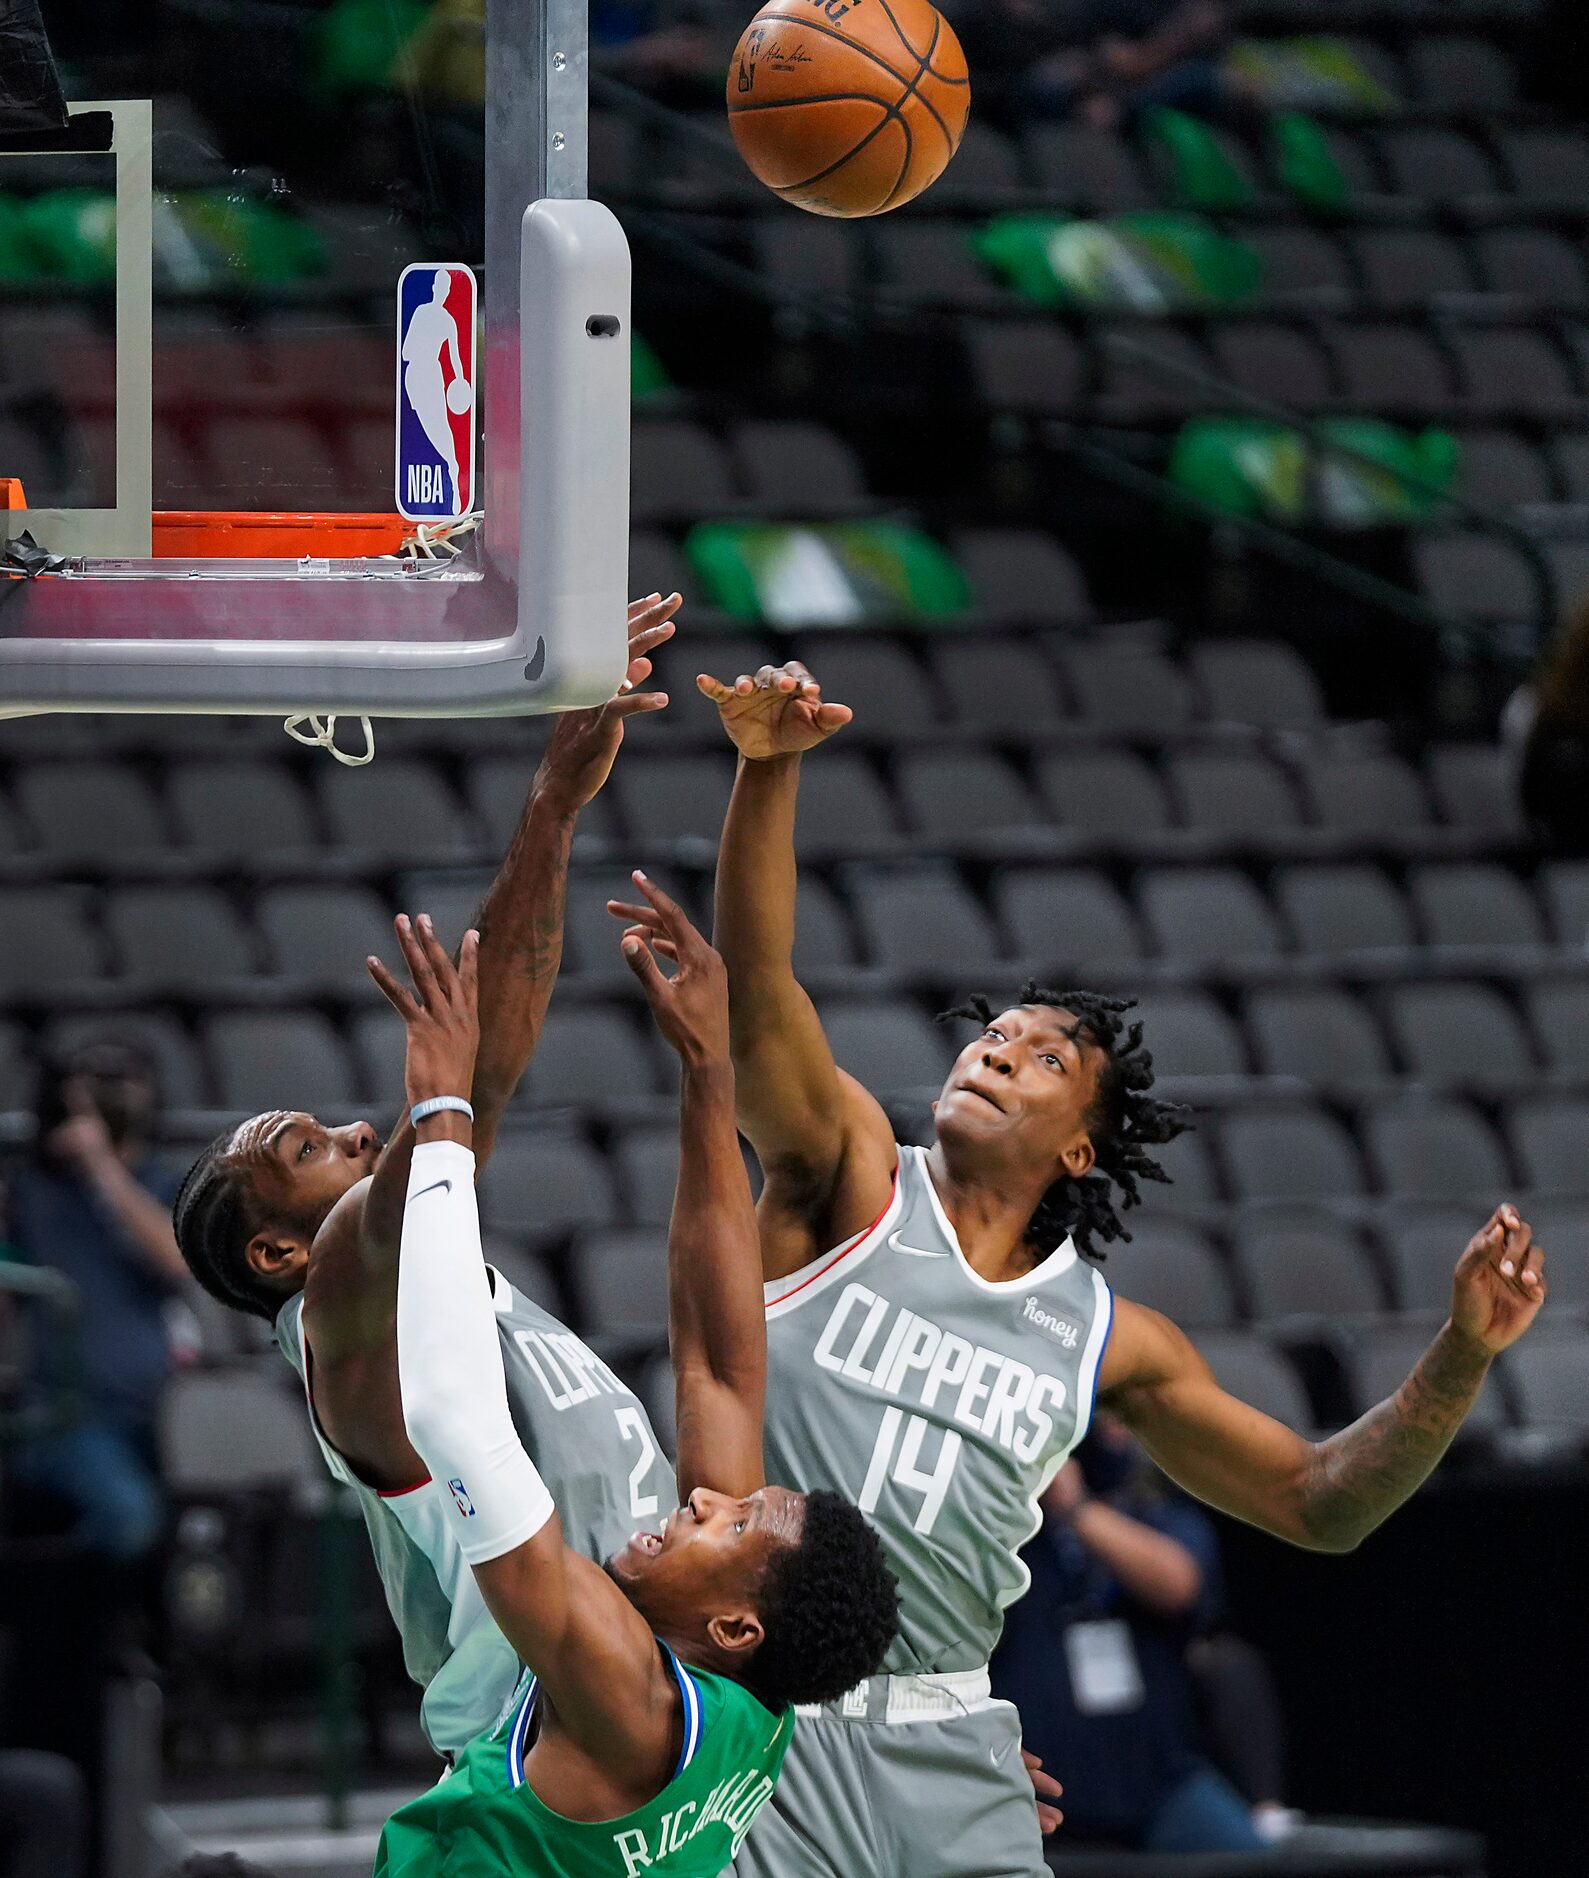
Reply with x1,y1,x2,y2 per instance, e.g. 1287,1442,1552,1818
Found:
669,1057,766,1499
1102,1299,1492,1554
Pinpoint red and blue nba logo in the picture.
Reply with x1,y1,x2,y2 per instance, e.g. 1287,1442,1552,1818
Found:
396,263,478,521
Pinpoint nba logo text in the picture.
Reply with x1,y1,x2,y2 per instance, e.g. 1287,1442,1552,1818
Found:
396,263,478,522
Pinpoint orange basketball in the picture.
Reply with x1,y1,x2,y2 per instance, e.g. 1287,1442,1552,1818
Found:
727,0,971,218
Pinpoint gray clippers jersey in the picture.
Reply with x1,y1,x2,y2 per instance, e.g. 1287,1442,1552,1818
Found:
762,1145,1112,1675
275,1267,674,1756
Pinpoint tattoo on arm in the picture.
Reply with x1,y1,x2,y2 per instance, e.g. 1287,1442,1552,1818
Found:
1300,1326,1490,1551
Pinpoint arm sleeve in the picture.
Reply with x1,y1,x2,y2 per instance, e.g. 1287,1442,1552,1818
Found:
397,1139,555,1565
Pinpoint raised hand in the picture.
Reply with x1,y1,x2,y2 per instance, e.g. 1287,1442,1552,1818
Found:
367,914,481,1108
607,871,730,1068
1449,1203,1547,1354
536,592,681,812
697,660,852,761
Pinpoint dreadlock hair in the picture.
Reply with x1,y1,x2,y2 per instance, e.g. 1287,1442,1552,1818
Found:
939,983,1190,1262
740,1489,899,1712
171,1130,284,1322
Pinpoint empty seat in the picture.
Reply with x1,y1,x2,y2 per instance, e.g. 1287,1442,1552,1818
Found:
1036,751,1173,842
1506,1331,1589,1429
563,866,680,982
1472,229,1589,310
1109,1221,1236,1326
965,321,1088,416
1323,323,1457,420
1409,862,1548,952
1364,1099,1510,1200
1165,752,1303,837
0,887,105,992
610,1124,683,1228
848,864,1001,975
393,872,493,953
1236,1209,1385,1322
1499,128,1589,206
1524,979,1589,1079
950,528,1094,625
469,755,619,851
1541,860,1589,947
575,1229,668,1341
44,1010,207,1112
875,221,1010,308
316,759,475,858
1057,646,1197,736
521,1007,662,1109
629,419,734,524
1129,990,1247,1080
1405,36,1517,112
1091,325,1214,421
1138,869,1285,965
928,635,1070,731
894,752,1045,845
1426,743,1524,840
167,760,319,854
14,761,168,857
161,1368,321,1493
1386,982,1535,1093
1415,532,1542,625
1244,225,1352,310
628,531,692,604
1551,434,1589,503
753,215,862,301
1299,753,1432,837
1376,127,1501,201
1450,430,1556,511
1349,1322,1507,1433
1353,229,1476,309
104,886,258,988
733,421,868,515
257,885,395,986
1380,1202,1483,1314
1222,1108,1366,1205
1275,864,1415,959
205,1010,358,1115
1188,640,1325,733
1026,124,1152,213
1506,1096,1589,1193
995,868,1146,969
774,753,894,859
1246,987,1392,1088
820,998,946,1093
479,1127,620,1242
1149,1126,1221,1209
1209,324,1333,413
789,637,939,735
1191,1332,1312,1432
1449,329,1579,421
609,752,735,847
791,875,862,974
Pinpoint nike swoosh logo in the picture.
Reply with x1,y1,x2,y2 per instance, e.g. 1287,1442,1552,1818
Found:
412,1178,453,1200
888,1230,948,1259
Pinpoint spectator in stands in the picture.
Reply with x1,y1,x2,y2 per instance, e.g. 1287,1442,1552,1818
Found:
1518,592,1589,857
992,1412,1287,1852
959,0,1238,129
7,1041,185,1562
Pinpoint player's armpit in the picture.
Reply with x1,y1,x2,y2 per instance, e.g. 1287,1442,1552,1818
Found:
1098,1300,1320,1549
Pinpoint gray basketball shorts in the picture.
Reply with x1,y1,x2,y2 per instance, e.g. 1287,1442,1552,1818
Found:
731,1671,1047,1878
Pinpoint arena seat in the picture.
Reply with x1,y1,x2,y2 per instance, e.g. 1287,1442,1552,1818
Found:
478,1127,620,1245
13,761,170,860
204,1010,358,1116
1347,1321,1511,1435
1222,1107,1368,1206
1036,752,1175,845
1126,989,1249,1082
893,751,1048,847
1138,868,1287,966
1362,1096,1511,1201
1190,1331,1315,1433
1383,980,1538,1093
166,760,321,857
1234,1208,1388,1324
994,867,1149,970
1245,986,1395,1090
819,996,948,1096
256,885,396,991
846,862,1002,976
1108,1220,1238,1328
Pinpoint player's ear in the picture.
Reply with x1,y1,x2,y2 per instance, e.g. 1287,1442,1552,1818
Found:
1059,1131,1095,1181
245,1230,311,1285
705,1608,765,1661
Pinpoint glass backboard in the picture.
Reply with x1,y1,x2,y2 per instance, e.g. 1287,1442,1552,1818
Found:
0,0,630,718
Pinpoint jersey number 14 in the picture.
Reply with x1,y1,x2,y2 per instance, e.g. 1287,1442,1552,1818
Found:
858,1408,963,1536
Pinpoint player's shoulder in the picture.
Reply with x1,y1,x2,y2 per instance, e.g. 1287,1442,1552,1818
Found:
1096,1293,1200,1397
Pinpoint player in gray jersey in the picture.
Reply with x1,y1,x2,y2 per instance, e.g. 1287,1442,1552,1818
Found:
620,655,1550,1878
170,597,681,1756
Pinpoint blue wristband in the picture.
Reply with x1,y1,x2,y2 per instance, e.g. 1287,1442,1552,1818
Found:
410,1096,475,1128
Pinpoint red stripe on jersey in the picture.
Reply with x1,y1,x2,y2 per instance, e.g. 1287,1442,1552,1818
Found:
764,1168,899,1311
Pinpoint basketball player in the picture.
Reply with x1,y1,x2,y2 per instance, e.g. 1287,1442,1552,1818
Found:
369,884,898,1876
614,657,1550,1878
172,598,691,1758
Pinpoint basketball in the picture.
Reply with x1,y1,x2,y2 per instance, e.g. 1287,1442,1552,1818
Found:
446,377,474,415
727,0,970,218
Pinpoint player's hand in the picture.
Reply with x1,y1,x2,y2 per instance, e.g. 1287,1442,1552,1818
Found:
366,915,481,1108
1022,1749,1064,1834
697,661,852,760
536,593,680,811
608,871,730,1069
1449,1204,1546,1355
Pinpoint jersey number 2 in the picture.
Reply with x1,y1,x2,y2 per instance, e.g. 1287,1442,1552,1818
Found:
615,1406,661,1519
859,1407,962,1536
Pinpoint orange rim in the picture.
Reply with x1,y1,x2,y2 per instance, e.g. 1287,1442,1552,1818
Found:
152,511,411,558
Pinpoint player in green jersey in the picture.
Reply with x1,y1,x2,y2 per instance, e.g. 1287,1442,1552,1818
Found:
368,882,899,1877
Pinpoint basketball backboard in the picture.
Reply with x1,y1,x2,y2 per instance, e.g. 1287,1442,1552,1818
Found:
0,0,629,720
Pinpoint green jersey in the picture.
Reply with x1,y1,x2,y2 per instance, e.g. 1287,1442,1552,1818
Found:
374,1647,793,1878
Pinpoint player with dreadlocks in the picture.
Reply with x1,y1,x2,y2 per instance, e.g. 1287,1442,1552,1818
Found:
604,657,1550,1878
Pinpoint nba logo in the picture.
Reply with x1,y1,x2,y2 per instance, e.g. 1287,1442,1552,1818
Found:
396,263,478,522
448,1478,477,1519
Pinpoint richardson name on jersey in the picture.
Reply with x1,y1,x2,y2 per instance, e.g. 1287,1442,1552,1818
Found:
615,1767,776,1875
814,1282,1068,1462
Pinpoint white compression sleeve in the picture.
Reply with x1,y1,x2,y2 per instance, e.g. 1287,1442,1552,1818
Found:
397,1139,555,1565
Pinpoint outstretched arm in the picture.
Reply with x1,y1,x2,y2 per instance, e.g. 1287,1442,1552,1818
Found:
381,919,675,1775
610,872,765,1498
701,663,895,1278
1101,1206,1546,1551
